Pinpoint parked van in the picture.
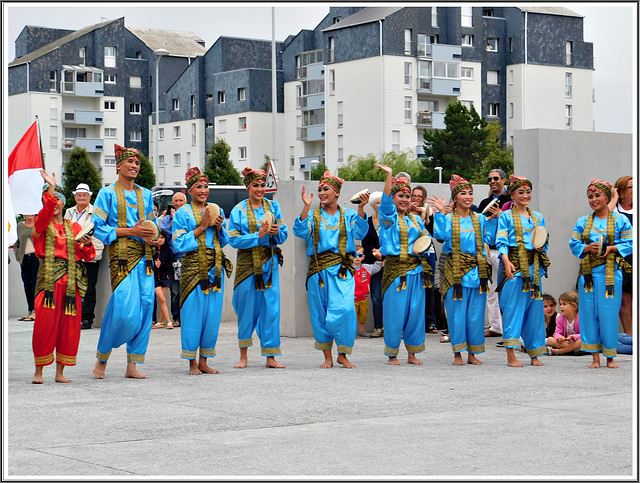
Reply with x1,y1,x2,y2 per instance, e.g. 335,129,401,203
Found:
151,185,273,218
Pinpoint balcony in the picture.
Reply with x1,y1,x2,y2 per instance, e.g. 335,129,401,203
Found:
62,138,104,153
61,65,104,97
416,111,446,129
299,155,323,171
62,110,104,125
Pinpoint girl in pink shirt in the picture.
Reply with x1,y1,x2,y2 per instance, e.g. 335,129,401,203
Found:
546,291,581,355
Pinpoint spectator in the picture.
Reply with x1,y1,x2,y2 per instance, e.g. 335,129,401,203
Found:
542,293,558,339
353,245,383,337
546,291,582,355
64,183,104,330
361,191,384,338
13,214,38,321
151,229,175,329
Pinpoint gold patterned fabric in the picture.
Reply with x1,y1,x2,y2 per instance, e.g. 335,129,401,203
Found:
449,211,490,300
244,199,280,290
309,207,351,287
35,257,88,302
108,240,146,291
180,247,233,307
511,207,546,299
442,252,487,300
579,211,630,297
234,246,283,289
41,219,80,314
306,251,353,289
496,246,550,295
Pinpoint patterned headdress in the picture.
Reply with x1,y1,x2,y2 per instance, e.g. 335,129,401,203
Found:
241,167,267,188
114,144,140,167
185,167,209,191
449,174,472,199
318,171,344,194
42,183,66,206
508,174,532,194
587,178,612,201
390,177,411,196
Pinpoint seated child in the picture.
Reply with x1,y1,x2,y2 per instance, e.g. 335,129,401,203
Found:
546,291,581,355
543,293,558,339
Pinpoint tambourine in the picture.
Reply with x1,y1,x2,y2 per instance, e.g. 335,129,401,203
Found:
531,226,549,249
262,211,277,229
413,234,433,255
350,189,370,204
140,220,160,241
598,234,608,256
74,222,95,242
481,197,499,215
206,203,221,226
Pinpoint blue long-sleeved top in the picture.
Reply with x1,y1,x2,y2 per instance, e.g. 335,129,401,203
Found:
172,204,230,255
228,199,288,249
293,206,368,256
496,208,548,278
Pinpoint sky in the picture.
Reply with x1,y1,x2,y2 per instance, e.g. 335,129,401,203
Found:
3,2,637,134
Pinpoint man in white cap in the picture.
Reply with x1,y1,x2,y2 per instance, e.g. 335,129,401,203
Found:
65,183,104,330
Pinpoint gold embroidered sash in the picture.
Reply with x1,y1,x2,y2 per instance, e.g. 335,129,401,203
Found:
511,207,546,299
496,246,550,296
450,212,489,301
180,247,233,307
442,252,485,300
35,257,88,305
234,246,283,289
108,240,146,291
41,220,80,315
245,199,280,290
306,251,354,289
310,207,350,287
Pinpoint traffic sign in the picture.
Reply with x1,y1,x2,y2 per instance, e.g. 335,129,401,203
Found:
265,160,278,192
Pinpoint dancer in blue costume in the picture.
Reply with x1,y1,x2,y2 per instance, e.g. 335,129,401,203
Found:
496,175,550,367
293,171,369,368
570,178,632,369
92,144,158,379
229,167,288,369
428,174,500,366
374,164,433,365
172,167,232,375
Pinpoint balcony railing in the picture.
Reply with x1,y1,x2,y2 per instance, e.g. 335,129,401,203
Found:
62,138,104,152
416,111,433,127
62,110,104,125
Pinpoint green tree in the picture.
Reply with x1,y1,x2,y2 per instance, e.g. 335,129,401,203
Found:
310,162,328,181
469,121,514,184
337,151,429,182
205,138,242,185
259,154,271,172
60,147,102,209
135,152,156,190
422,101,489,182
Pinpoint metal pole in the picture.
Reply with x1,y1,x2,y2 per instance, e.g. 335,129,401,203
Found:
271,7,278,178
155,57,160,185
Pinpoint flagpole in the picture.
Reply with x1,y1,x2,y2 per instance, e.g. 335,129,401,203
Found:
35,115,45,170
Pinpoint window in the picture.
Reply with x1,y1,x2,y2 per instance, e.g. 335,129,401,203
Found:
462,34,474,47
461,67,473,80
404,29,412,55
482,8,495,17
218,119,227,134
174,154,181,167
190,96,196,118
417,60,432,89
433,61,459,79
105,73,116,84
461,6,473,27
333,16,341,23
566,41,573,66
129,103,141,114
130,129,141,142
417,34,437,56
289,146,295,169
50,97,58,120
191,123,196,145
392,130,400,154
49,70,57,91
79,47,85,65
508,69,514,85
337,135,344,162
486,38,498,52
509,37,514,52
218,91,226,104
186,152,191,169
565,73,572,98
206,122,213,129
509,103,514,118
50,125,57,149
158,128,164,140
328,37,335,62
104,128,116,138
487,70,499,85
172,98,179,111
487,103,499,117
65,127,86,139
431,6,438,27
104,101,116,111
239,117,247,130
159,155,165,167
461,100,474,110
404,62,412,87
301,79,324,96
239,147,247,160
404,97,412,123
337,101,343,128
129,76,141,88
329,69,335,94
104,46,116,67
566,105,572,129
173,126,181,138
238,88,246,101
206,94,213,100
104,156,116,166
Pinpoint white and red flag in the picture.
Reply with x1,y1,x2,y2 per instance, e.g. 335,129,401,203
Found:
8,121,45,216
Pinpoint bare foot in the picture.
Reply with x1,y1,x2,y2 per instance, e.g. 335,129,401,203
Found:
125,363,148,379
589,354,601,369
55,375,72,383
531,357,544,366
265,357,286,368
234,359,248,369
320,350,333,368
189,360,203,375
507,348,524,367
198,363,220,374
32,367,43,384
467,354,483,365
388,357,401,365
336,353,355,368
606,358,619,369
453,353,465,366
93,360,107,379
407,353,423,365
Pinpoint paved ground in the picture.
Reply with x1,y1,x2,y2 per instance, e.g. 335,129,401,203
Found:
5,317,636,479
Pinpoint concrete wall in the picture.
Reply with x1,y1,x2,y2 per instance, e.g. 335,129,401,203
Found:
513,128,633,299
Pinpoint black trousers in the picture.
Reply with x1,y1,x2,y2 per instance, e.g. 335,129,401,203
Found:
82,260,100,323
20,253,39,313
